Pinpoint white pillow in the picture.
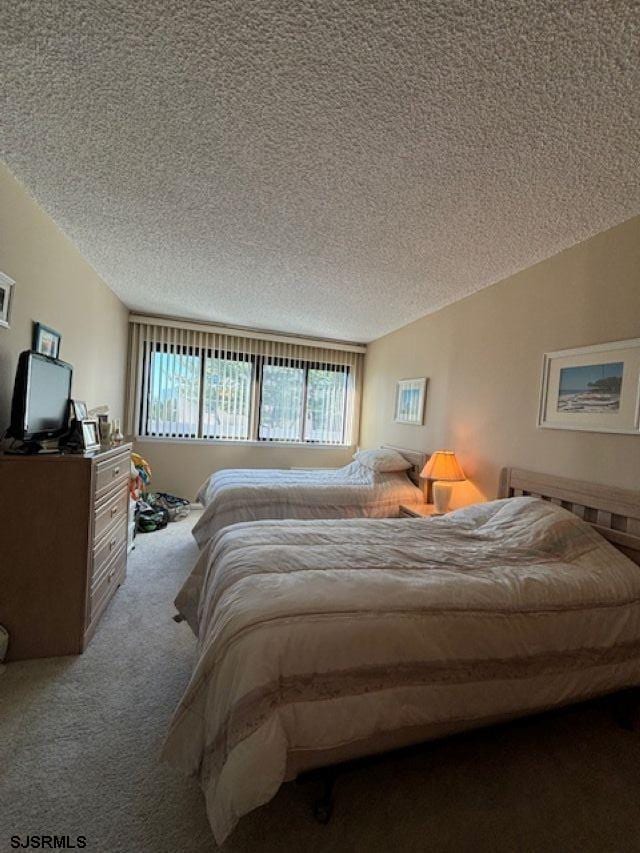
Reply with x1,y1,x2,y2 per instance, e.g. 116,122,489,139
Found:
354,448,411,473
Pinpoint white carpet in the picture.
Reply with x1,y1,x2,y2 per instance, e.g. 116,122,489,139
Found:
3,513,640,852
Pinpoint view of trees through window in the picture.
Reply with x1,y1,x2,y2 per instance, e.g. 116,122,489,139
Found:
306,368,348,442
203,356,252,440
143,345,349,444
259,364,305,441
146,349,200,437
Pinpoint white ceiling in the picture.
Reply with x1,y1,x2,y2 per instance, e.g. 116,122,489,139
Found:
1,1,639,343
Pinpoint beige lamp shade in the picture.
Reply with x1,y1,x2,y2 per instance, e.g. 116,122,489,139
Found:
421,451,465,482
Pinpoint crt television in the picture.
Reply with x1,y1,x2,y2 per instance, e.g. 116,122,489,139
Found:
8,350,73,446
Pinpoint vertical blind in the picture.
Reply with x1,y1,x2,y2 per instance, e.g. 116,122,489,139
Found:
125,317,365,446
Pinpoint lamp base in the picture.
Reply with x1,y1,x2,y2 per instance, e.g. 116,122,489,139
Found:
432,481,453,515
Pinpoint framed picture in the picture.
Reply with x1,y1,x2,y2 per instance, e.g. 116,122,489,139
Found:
71,400,88,421
81,419,101,452
394,377,427,425
538,338,640,435
33,322,62,359
0,271,15,329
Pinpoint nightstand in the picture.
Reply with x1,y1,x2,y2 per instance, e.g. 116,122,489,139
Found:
399,503,440,518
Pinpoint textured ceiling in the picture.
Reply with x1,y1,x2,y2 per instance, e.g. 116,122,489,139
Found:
1,1,639,342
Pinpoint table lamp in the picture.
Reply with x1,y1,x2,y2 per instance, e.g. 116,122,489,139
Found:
421,450,465,514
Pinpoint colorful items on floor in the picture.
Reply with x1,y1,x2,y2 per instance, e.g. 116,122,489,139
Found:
129,452,190,533
131,452,152,500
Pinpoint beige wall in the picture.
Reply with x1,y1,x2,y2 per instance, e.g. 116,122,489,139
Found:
134,439,354,500
0,164,128,430
361,216,640,508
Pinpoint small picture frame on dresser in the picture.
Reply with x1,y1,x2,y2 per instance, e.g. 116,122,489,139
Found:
81,419,101,452
71,400,88,421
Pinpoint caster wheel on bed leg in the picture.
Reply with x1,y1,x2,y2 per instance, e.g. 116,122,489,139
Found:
311,769,336,825
313,799,333,825
614,688,640,732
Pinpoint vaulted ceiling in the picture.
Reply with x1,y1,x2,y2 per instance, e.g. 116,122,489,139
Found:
1,1,639,342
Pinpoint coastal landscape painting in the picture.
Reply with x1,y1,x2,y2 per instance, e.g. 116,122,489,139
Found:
539,338,640,435
557,362,623,414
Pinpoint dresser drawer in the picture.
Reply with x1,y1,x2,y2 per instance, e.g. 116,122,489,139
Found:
90,545,126,622
94,450,130,501
94,487,129,543
92,517,127,586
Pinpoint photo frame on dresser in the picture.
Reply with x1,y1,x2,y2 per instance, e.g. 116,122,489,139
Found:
81,419,101,452
538,338,640,434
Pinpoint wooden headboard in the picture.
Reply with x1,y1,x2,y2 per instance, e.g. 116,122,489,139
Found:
499,467,640,567
382,445,429,495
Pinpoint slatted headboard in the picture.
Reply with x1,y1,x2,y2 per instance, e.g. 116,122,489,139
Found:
499,467,640,567
382,445,430,498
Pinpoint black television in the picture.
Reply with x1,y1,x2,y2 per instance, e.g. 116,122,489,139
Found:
8,351,73,451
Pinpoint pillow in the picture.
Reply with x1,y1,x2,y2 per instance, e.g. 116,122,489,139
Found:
353,448,411,473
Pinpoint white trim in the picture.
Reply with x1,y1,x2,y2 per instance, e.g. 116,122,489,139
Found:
129,313,367,354
133,436,356,450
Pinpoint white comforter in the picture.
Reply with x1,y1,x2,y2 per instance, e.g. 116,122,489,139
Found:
191,461,423,546
163,498,640,844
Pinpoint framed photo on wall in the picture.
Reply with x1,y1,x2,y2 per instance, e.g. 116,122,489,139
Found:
394,377,427,425
33,322,62,359
538,338,640,434
0,271,15,329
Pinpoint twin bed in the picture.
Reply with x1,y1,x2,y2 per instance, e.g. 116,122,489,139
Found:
163,458,640,845
191,446,427,546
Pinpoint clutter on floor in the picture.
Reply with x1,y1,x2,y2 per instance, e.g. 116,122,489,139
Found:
130,452,190,533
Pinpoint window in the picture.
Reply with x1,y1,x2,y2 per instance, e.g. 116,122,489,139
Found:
145,346,200,437
203,353,253,440
138,337,356,446
257,362,349,443
305,367,348,443
258,362,305,441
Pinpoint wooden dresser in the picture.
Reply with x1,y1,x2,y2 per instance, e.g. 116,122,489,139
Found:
0,443,132,661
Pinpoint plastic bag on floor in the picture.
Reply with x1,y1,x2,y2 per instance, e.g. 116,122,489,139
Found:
136,500,169,533
148,492,190,522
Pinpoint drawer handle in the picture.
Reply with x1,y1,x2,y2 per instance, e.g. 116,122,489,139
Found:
110,506,119,517
112,466,120,477
109,537,117,551
108,569,115,583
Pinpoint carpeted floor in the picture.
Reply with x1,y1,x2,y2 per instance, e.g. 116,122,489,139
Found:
3,512,640,853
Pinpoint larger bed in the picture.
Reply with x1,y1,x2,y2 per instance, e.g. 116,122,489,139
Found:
163,469,640,845
191,445,426,546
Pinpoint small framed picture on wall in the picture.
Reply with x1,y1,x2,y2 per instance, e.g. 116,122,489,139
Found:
394,377,427,425
33,322,62,359
0,271,15,329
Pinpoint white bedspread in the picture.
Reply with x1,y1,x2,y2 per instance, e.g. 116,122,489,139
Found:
163,498,640,844
191,461,423,546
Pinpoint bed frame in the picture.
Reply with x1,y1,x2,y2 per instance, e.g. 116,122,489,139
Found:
302,467,640,824
499,467,640,567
